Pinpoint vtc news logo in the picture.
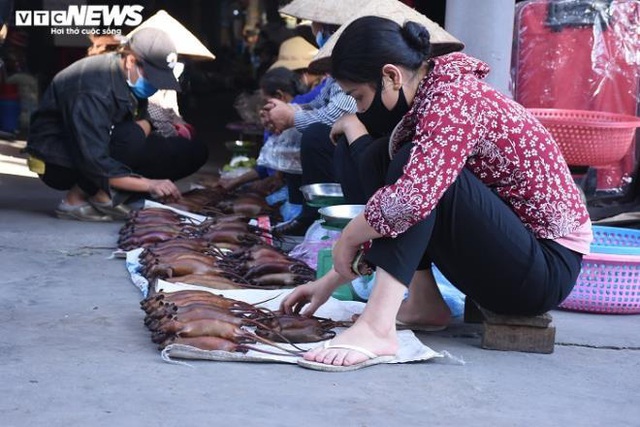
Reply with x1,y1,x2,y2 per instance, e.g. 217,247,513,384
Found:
15,5,144,27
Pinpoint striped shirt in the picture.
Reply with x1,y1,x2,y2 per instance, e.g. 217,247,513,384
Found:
293,77,356,131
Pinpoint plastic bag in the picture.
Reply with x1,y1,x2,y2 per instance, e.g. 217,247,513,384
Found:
265,186,302,221
256,128,303,174
288,220,341,270
512,0,640,192
280,202,302,222
348,265,466,317
265,186,288,205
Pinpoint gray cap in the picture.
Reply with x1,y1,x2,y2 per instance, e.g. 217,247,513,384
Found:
128,27,180,91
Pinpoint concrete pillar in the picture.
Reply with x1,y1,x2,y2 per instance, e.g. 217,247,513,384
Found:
445,0,516,97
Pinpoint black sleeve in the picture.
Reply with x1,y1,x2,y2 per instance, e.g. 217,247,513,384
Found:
62,93,132,191
354,135,392,200
333,134,374,205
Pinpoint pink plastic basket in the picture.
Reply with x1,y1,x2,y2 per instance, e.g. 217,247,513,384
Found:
560,252,640,314
528,108,640,167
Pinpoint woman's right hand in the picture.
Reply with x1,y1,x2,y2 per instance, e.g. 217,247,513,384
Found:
261,98,295,134
280,280,335,317
259,106,272,128
147,179,181,201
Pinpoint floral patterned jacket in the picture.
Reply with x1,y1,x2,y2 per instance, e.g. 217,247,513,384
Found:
364,53,590,240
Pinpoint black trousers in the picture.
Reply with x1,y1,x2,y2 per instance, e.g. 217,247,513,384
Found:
362,142,583,316
283,172,304,205
41,121,208,195
297,123,337,221
296,123,380,220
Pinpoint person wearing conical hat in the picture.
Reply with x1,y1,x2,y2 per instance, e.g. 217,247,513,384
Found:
268,0,463,236
222,36,331,217
281,0,463,72
263,22,357,237
268,36,325,91
260,36,326,216
282,17,591,372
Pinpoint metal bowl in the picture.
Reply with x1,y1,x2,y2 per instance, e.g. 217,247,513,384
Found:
318,204,365,229
300,183,345,207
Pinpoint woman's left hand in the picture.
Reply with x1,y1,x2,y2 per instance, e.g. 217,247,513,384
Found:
332,213,383,279
332,235,360,280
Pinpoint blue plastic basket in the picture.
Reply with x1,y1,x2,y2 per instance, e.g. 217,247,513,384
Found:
559,225,640,314
590,225,640,255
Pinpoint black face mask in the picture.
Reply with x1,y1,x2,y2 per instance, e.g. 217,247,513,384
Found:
356,81,410,137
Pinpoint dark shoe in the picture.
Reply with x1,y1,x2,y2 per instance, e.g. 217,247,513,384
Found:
271,217,314,237
55,201,114,222
90,200,132,221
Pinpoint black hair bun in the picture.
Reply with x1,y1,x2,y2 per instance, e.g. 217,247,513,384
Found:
401,21,432,58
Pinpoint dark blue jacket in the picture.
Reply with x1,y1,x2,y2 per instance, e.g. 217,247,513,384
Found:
26,53,146,192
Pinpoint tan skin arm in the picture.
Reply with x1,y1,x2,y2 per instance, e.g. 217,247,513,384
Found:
280,213,383,317
109,176,181,201
329,114,368,145
262,98,296,133
136,119,151,136
108,121,179,201
332,213,383,280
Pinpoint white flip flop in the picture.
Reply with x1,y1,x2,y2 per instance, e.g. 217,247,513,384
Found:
297,341,395,372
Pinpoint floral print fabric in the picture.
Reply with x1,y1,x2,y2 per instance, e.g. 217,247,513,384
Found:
364,53,590,239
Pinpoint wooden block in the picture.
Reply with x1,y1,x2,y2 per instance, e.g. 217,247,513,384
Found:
481,323,556,354
479,308,553,328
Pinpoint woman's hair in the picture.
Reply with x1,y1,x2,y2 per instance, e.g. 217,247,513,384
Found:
87,34,122,56
260,67,306,98
331,16,432,84
116,42,134,57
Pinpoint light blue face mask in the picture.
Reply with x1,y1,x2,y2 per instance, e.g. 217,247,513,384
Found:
127,66,158,99
315,30,329,48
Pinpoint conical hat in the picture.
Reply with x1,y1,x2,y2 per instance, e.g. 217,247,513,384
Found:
279,0,371,25
127,10,215,60
268,36,319,71
309,1,464,72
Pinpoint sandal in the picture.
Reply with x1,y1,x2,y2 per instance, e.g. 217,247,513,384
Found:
55,201,114,222
90,200,132,221
297,341,395,372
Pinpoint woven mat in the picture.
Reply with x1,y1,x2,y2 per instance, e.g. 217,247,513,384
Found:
155,281,445,366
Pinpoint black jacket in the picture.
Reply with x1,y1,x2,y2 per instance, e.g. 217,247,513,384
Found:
26,53,146,192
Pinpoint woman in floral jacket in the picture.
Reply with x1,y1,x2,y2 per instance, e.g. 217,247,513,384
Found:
282,16,592,371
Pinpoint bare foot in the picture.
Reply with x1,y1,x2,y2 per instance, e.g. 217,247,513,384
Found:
396,296,451,327
351,301,450,328
395,269,452,328
303,318,398,367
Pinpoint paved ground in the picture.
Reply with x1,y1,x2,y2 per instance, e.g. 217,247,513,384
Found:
1,139,639,427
